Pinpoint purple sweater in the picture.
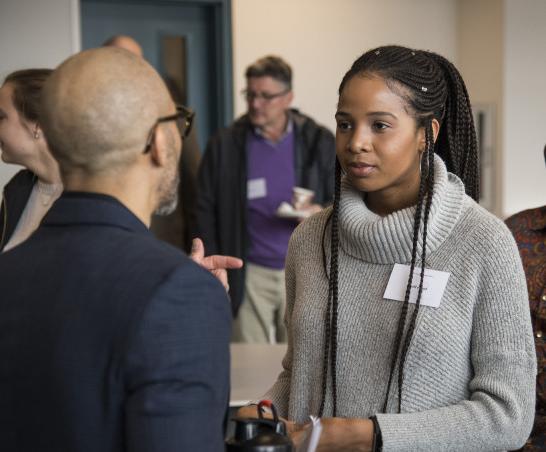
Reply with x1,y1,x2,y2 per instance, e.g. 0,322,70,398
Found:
246,128,297,269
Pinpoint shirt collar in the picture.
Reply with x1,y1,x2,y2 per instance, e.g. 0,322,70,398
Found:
42,192,151,235
253,116,294,143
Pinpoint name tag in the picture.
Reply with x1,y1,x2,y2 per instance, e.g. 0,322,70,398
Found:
383,263,450,308
248,178,267,200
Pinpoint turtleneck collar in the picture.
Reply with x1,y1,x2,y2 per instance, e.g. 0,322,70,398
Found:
338,154,466,264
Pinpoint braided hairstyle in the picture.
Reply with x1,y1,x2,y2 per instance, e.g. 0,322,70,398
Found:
318,45,479,416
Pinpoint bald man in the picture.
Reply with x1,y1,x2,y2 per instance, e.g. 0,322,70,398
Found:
0,48,231,452
103,34,202,253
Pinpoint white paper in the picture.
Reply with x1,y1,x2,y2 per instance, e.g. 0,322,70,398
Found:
296,416,322,452
247,178,267,200
383,263,450,308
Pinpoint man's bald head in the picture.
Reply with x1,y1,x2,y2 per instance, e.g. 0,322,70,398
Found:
41,47,173,174
103,35,143,58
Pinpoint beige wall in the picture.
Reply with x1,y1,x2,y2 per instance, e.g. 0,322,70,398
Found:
503,0,546,216
232,0,458,132
1,0,543,217
457,0,504,216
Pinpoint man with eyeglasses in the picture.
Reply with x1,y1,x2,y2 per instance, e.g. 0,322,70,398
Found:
0,48,232,451
103,34,202,254
197,55,335,343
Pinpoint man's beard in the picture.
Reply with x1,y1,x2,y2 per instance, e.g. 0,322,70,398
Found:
154,148,180,216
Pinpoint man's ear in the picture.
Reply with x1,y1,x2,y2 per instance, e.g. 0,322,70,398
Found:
148,126,169,167
283,90,294,109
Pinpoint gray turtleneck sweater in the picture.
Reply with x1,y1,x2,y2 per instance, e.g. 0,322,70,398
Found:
264,156,536,451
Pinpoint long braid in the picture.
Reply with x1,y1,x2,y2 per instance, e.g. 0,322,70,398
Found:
318,158,342,417
382,147,427,412
329,159,341,416
428,53,479,200
329,45,480,416
397,122,436,410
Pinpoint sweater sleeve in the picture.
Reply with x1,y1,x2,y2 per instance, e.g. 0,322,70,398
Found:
376,224,537,451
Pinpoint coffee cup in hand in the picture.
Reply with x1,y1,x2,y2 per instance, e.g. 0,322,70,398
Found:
291,187,314,211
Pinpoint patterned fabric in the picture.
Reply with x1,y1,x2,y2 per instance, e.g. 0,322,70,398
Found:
506,205,546,451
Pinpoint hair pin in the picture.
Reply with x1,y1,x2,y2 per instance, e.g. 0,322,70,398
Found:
411,51,416,56
421,86,428,92
375,50,380,55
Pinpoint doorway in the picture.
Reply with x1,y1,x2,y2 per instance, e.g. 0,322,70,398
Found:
80,0,233,150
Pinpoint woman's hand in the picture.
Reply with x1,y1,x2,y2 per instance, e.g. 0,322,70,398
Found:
235,408,374,451
235,404,261,419
235,405,309,445
313,417,374,452
235,404,296,427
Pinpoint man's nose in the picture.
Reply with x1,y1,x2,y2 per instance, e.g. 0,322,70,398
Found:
249,96,263,109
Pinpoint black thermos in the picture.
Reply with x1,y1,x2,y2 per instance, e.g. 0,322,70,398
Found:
226,401,293,452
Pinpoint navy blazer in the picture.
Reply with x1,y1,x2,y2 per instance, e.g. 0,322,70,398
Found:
0,192,231,452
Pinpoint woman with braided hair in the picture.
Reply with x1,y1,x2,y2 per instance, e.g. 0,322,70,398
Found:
244,46,537,451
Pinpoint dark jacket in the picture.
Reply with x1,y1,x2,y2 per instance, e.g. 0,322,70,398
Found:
0,169,35,251
196,109,335,314
0,192,231,452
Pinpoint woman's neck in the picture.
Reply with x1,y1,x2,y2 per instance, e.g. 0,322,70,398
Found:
31,150,62,186
365,180,421,217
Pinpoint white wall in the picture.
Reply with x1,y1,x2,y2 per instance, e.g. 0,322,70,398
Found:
232,0,458,132
3,0,543,218
457,0,504,216
0,0,80,190
0,0,458,190
503,0,546,216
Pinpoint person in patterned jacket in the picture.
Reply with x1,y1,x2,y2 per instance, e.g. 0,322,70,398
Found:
506,145,546,451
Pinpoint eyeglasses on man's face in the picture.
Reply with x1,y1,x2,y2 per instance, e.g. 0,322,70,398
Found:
143,104,194,154
241,88,290,102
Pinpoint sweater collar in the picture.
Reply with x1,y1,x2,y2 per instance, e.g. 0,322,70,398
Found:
338,155,466,264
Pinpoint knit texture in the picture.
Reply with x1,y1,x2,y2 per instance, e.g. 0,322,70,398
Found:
264,156,536,451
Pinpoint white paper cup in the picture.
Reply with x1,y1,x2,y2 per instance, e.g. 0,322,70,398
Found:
292,186,315,211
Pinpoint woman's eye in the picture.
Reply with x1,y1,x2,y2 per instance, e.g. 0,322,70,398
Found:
372,121,389,132
336,120,352,131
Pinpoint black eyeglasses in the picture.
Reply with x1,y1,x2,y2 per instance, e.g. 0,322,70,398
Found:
143,104,194,153
241,89,290,102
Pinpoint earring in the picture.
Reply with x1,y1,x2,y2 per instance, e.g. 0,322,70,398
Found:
419,149,428,175
33,131,39,139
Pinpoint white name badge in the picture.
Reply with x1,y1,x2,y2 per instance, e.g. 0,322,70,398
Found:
383,263,450,308
247,178,267,200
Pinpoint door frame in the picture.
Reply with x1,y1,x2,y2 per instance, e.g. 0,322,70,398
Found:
78,0,234,126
